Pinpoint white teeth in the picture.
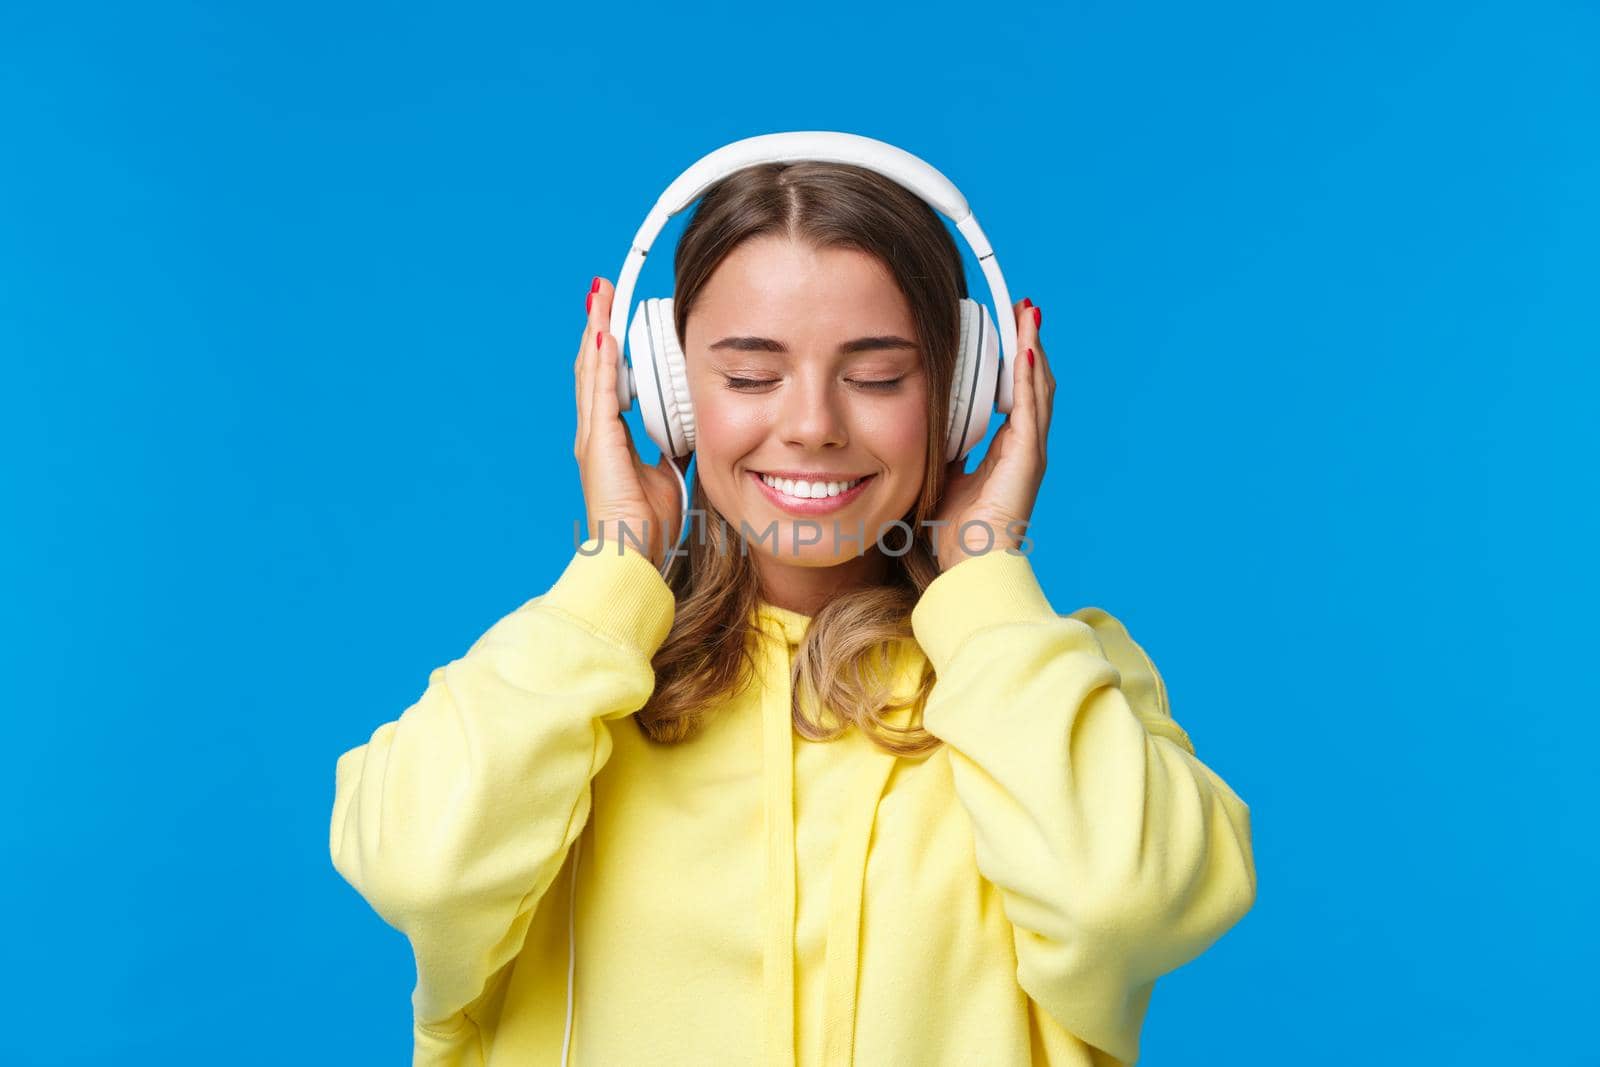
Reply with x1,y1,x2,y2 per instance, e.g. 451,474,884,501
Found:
759,473,866,498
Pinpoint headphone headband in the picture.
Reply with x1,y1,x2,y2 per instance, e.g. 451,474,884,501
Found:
609,131,1016,415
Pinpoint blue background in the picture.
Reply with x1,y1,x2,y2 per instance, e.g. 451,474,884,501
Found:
4,1,1595,1063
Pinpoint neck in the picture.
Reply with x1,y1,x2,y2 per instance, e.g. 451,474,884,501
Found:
753,546,892,618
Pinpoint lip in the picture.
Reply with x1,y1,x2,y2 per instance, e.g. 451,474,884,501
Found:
749,470,876,517
752,469,874,482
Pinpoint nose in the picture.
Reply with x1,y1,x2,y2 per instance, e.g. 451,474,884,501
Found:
777,373,848,451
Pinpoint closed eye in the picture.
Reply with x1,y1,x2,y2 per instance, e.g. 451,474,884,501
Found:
723,376,906,392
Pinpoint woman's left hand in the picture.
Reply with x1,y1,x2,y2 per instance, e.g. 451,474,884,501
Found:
929,298,1054,573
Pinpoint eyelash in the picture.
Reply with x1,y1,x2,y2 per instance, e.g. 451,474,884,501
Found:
725,377,905,392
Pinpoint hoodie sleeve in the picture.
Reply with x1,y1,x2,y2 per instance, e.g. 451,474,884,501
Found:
910,548,1257,1066
329,539,675,1039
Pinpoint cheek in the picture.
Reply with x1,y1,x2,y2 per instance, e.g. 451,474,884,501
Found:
866,391,930,468
880,412,928,463
692,391,768,456
688,392,765,514
858,396,930,518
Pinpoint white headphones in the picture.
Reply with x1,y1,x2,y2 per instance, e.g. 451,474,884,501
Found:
604,131,1020,583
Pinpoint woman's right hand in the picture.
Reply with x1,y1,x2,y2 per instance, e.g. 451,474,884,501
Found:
574,277,688,570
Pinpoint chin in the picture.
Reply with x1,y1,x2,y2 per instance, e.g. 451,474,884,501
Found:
770,547,869,569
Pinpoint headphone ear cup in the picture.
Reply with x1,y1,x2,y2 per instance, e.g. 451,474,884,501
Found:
947,298,999,462
627,297,695,459
651,297,695,457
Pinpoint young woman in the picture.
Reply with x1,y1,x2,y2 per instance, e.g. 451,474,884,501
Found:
330,159,1257,1066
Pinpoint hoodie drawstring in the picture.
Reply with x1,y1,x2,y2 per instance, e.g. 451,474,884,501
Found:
760,640,798,1067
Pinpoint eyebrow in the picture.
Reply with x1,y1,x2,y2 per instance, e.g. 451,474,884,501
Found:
707,335,919,355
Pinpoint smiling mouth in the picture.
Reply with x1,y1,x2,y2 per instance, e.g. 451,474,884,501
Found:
752,471,874,498
747,470,878,514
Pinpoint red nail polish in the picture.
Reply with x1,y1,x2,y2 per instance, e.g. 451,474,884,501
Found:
590,277,600,293
596,331,603,350
1027,348,1035,367
586,292,594,313
1033,307,1042,328
1021,298,1032,309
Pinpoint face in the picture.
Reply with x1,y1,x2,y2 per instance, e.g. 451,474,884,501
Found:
682,235,931,612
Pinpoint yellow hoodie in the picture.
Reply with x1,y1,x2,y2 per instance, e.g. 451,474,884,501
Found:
330,539,1256,1066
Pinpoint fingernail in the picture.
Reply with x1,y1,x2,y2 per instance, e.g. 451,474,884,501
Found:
590,276,600,293
1033,307,1042,329
1021,298,1032,309
596,331,603,350
586,291,594,313
1027,347,1035,367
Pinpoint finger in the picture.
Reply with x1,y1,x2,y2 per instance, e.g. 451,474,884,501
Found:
598,325,631,435
576,275,613,375
576,276,604,440
1030,344,1050,448
1035,340,1054,442
588,328,616,444
577,275,601,370
1018,298,1041,353
1011,342,1038,449
1016,298,1049,384
588,278,621,426
1010,299,1031,366
1025,303,1054,396
590,276,615,334
1015,300,1052,440
575,337,591,457
579,328,601,454
594,329,644,498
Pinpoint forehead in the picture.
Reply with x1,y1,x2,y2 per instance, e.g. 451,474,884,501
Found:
688,236,915,334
